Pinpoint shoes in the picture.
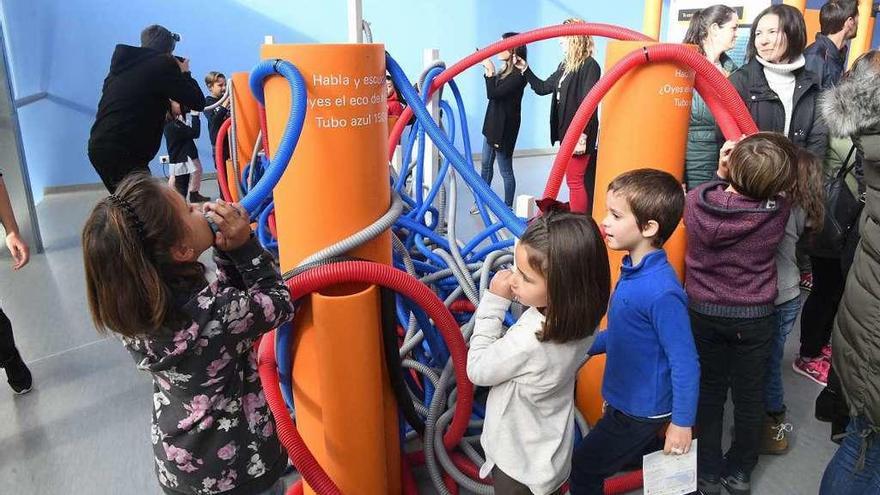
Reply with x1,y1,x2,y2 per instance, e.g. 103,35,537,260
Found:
820,344,832,362
799,272,813,292
189,192,212,203
720,467,751,495
2,350,32,395
793,356,830,386
697,477,721,495
760,411,792,454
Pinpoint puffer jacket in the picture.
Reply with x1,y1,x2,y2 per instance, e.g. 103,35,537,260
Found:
824,67,880,428
728,57,828,158
685,54,737,188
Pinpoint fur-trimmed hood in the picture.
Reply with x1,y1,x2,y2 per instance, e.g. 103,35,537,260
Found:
821,69,880,137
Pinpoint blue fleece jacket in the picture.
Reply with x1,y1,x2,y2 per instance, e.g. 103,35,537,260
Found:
588,249,700,426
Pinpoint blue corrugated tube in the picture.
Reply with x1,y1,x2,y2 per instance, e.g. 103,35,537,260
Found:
242,59,307,214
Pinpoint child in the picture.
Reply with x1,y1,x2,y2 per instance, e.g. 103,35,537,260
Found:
385,75,404,118
164,100,202,200
82,174,294,495
763,149,825,454
0,174,31,394
569,169,699,495
205,71,230,166
468,208,611,495
686,132,796,495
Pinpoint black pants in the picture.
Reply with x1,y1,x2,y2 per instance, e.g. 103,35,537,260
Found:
490,466,563,495
800,256,846,358
691,310,774,479
88,148,150,193
173,174,191,198
569,406,666,495
0,307,18,365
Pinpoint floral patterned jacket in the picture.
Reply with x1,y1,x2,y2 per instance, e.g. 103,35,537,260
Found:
124,239,295,494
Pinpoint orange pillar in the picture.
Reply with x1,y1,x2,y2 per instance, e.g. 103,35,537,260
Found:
849,0,875,67
260,43,400,495
782,0,807,12
576,40,695,426
642,0,663,40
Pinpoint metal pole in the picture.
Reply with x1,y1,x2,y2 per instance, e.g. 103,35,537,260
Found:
348,0,363,43
0,27,42,253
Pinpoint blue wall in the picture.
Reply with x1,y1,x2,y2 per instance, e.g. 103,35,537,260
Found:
0,0,641,202
0,1,875,201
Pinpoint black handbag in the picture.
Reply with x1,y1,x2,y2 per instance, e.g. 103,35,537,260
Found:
808,145,865,258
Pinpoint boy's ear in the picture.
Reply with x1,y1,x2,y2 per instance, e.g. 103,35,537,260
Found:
641,220,660,240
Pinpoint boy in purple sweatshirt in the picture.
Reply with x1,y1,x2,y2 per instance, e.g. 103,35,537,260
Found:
685,133,797,495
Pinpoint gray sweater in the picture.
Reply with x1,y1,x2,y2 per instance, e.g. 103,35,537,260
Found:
775,207,806,305
468,292,591,494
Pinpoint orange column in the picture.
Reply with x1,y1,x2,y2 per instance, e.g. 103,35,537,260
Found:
260,43,400,495
576,40,695,426
226,72,261,202
782,0,807,12
642,0,663,40
849,0,875,67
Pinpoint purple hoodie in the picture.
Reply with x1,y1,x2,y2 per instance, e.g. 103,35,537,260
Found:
684,181,790,318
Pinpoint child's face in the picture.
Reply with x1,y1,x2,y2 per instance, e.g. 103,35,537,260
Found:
602,189,653,253
167,188,214,261
209,77,227,98
511,243,548,308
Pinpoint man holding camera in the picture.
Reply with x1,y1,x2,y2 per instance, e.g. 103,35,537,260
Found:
88,24,206,193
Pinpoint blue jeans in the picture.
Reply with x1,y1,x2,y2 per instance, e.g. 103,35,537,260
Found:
480,139,515,207
764,295,803,413
820,416,880,494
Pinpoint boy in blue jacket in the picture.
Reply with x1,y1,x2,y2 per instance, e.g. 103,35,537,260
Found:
569,169,700,495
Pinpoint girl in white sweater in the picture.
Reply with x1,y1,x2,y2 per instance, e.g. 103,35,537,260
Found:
467,208,611,494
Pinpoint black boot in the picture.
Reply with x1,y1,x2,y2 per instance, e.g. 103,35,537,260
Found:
189,191,212,203
2,349,32,394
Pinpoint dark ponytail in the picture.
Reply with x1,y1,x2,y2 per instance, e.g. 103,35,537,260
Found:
682,4,738,55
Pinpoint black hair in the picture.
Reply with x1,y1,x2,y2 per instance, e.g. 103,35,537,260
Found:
502,32,527,61
745,4,807,63
820,0,859,35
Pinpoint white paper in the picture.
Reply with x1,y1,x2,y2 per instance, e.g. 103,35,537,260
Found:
642,439,698,495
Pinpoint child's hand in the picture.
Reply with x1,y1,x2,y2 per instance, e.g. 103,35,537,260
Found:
204,200,251,251
5,232,29,270
489,269,515,300
663,424,692,455
717,135,744,179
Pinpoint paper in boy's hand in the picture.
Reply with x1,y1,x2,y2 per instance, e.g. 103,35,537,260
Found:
642,439,697,495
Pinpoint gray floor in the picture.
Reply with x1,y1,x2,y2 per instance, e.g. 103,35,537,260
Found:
0,156,836,494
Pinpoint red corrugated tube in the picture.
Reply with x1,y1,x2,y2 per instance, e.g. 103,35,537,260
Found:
387,23,651,159
544,43,758,208
258,261,474,494
214,117,234,202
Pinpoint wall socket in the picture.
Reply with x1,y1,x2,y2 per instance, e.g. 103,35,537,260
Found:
159,155,170,164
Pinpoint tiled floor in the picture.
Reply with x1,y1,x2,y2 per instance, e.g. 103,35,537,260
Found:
0,155,837,494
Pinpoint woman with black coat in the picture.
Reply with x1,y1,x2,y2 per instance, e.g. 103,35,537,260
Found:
476,32,527,211
515,18,601,213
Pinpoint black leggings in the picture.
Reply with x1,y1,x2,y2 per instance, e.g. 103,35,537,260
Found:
0,307,17,365
88,148,150,193
799,257,846,358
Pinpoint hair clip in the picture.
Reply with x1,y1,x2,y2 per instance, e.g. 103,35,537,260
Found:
108,194,147,240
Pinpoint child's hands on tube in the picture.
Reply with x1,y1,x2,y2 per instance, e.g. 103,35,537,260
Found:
203,200,251,251
717,135,745,180
489,269,515,301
